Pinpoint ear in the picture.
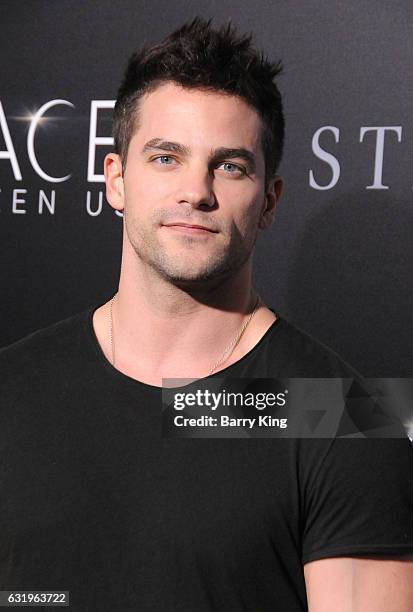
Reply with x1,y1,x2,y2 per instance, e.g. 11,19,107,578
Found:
104,153,124,211
258,175,283,229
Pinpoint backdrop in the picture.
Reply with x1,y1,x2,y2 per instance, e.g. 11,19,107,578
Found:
1,0,412,377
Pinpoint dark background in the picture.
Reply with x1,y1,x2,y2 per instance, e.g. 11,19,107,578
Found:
1,1,412,376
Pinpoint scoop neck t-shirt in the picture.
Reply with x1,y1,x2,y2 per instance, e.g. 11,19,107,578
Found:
0,306,412,611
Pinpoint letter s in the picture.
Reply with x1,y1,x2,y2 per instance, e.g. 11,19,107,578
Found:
309,126,340,190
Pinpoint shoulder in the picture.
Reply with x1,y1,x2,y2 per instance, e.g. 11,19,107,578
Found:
0,308,91,361
0,307,94,395
269,314,364,379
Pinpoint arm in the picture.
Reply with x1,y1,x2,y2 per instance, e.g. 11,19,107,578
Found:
304,555,413,612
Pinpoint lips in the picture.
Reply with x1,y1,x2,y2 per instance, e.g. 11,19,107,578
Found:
163,223,218,233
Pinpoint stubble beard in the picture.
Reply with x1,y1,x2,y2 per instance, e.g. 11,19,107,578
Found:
125,214,258,287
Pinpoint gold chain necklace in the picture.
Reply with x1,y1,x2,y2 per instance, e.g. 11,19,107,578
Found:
108,292,261,376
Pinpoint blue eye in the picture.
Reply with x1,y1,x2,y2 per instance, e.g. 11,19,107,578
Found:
219,162,244,174
155,155,174,164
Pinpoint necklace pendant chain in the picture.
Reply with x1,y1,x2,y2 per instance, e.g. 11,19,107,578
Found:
109,291,261,376
109,293,116,367
208,294,260,374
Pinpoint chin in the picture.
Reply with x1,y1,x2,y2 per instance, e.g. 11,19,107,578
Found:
144,245,249,284
162,268,223,284
152,259,227,283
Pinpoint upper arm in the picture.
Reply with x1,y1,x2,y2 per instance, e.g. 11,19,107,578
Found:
301,438,413,565
304,555,413,612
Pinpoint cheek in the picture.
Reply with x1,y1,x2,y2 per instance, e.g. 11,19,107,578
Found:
124,171,172,211
219,184,263,232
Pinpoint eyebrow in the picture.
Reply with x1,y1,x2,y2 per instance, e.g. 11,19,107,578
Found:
141,138,257,172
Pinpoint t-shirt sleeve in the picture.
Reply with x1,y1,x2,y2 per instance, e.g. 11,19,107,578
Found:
301,437,413,564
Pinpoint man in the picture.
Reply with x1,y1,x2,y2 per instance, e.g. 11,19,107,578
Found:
1,17,412,611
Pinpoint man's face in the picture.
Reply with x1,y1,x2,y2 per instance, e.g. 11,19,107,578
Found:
107,82,279,287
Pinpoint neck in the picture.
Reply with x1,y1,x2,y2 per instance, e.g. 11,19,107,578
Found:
118,253,254,349
93,247,277,386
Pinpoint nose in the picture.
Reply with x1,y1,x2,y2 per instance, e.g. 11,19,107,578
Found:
175,165,216,210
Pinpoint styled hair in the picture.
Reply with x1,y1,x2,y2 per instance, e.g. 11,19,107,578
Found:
113,17,284,184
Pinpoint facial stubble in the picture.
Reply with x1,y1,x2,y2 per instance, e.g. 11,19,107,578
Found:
124,207,260,286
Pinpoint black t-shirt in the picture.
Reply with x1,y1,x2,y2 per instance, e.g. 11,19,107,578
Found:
0,307,412,611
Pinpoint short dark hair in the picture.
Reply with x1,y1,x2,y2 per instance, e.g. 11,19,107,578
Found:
113,17,284,184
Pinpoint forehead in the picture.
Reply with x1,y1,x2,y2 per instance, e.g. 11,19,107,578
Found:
131,81,263,153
